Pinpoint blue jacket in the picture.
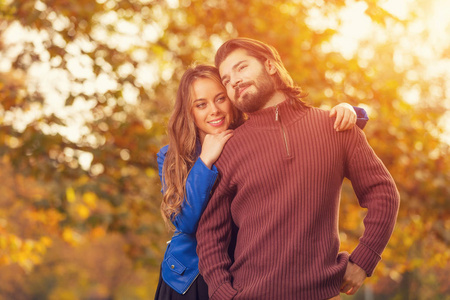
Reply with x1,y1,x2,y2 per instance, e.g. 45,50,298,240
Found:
156,106,368,294
157,144,218,294
354,106,369,130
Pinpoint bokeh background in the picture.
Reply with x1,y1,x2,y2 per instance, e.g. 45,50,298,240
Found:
0,0,449,299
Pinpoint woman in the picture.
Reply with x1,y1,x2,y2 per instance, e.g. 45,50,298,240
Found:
155,64,368,299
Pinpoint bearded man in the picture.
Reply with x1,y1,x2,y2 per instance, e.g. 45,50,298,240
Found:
196,38,400,300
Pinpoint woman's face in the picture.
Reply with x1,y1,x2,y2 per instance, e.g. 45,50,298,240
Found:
191,77,234,142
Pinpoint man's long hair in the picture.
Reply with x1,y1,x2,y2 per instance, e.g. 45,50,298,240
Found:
161,64,244,229
215,37,309,107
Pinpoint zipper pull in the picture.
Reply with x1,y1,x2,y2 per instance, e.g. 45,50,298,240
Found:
275,106,279,121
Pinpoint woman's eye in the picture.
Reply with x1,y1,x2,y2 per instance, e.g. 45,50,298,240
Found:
217,97,226,103
196,103,206,108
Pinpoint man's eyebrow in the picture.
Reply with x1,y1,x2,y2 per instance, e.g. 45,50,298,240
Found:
232,60,247,71
221,60,247,83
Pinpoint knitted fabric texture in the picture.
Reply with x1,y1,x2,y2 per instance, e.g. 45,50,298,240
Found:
196,100,400,300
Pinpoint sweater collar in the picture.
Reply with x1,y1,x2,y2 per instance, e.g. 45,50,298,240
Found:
245,98,309,129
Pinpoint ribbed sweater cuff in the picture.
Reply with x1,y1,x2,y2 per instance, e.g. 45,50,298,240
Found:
349,243,381,277
210,282,237,300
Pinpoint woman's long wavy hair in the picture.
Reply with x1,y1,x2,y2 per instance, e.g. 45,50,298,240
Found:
215,37,309,108
161,64,244,229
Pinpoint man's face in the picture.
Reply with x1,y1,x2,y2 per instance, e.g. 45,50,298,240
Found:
219,49,276,113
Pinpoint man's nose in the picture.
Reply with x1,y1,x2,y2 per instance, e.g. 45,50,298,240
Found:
231,77,242,89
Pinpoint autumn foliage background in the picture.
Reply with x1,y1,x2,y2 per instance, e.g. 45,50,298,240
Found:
0,0,449,299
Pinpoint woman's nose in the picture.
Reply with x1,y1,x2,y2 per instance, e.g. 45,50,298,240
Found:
210,103,221,114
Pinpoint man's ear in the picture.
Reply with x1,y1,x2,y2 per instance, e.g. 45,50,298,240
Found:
264,59,277,75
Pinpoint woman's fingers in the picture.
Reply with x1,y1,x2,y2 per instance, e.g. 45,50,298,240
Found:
335,108,357,131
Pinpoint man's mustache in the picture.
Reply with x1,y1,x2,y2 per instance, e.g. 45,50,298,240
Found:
234,82,253,99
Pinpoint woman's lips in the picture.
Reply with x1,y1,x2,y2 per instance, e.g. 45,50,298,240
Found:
208,117,225,127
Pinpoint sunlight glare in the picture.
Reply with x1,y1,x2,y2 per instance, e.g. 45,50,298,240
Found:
78,151,94,171
166,0,179,9
330,1,372,59
381,0,411,20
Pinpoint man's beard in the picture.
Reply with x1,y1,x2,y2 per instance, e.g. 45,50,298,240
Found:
233,70,276,113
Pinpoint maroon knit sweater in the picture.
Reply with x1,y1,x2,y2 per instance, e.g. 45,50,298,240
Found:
196,100,400,300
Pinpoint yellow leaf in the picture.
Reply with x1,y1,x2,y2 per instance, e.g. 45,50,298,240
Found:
62,228,83,246
66,187,76,203
11,236,22,250
83,192,97,208
40,236,53,247
76,204,90,220
146,168,157,178
23,240,34,252
76,174,90,185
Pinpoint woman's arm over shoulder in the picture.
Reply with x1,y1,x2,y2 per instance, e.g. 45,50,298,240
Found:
353,106,369,130
329,103,369,131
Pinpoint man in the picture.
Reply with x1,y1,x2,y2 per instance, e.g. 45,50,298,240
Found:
196,38,400,300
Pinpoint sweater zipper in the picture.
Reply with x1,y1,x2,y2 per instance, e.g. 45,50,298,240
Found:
275,106,290,156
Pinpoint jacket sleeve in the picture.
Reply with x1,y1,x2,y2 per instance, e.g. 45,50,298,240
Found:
344,129,400,276
156,145,219,234
196,172,238,300
156,145,169,194
352,106,369,130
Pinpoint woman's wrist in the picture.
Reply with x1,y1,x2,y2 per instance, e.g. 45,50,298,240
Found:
199,154,213,169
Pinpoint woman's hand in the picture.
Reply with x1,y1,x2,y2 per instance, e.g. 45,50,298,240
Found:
329,103,357,131
200,129,234,169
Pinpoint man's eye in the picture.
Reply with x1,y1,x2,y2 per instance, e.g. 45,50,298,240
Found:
222,80,229,86
238,65,247,71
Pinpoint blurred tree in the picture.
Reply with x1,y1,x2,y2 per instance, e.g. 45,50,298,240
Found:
0,0,448,298
0,0,170,266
